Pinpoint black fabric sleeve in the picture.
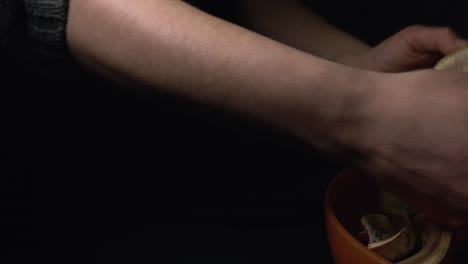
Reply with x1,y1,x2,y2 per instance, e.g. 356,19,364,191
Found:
23,0,69,59
0,0,71,76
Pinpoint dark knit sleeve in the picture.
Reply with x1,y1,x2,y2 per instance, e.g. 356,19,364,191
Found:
23,0,70,70
0,0,24,53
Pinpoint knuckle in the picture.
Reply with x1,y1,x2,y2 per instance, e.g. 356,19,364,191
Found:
439,27,457,37
403,24,426,34
398,25,427,40
401,25,458,39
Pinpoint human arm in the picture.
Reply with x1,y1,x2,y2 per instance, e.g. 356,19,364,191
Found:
65,0,468,232
66,0,365,154
242,0,468,72
241,0,370,64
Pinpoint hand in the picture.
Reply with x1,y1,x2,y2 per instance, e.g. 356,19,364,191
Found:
336,69,468,235
338,25,468,72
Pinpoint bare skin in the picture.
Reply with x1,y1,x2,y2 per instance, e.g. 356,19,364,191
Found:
242,0,468,72
67,0,360,154
241,0,370,63
67,0,468,234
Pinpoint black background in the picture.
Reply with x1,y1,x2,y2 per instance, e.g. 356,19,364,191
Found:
3,1,468,263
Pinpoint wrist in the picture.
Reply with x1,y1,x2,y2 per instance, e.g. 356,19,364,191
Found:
283,57,378,156
332,70,381,156
335,49,379,71
330,71,393,162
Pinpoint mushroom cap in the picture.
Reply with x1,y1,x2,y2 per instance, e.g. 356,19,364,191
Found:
435,46,468,72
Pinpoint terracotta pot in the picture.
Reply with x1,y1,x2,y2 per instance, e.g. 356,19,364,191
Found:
325,168,391,264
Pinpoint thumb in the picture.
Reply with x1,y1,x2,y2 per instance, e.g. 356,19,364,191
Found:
399,25,468,55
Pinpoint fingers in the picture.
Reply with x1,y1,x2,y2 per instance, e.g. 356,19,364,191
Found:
399,25,468,55
377,176,468,238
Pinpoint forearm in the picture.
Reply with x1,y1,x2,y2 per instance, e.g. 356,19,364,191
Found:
67,0,367,153
241,0,370,62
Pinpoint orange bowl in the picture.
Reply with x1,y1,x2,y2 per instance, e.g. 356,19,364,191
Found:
324,168,391,264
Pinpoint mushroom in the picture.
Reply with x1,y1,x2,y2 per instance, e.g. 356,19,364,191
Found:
434,46,468,72
360,213,417,262
397,214,452,264
358,191,453,263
